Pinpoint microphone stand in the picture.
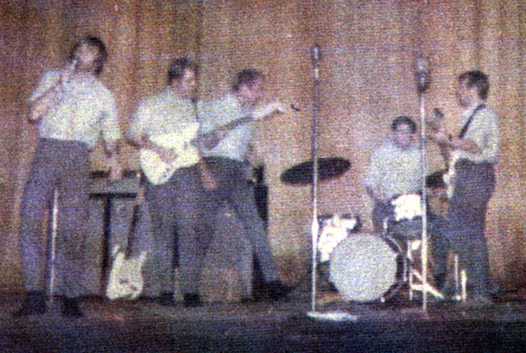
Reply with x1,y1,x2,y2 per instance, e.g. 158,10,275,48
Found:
48,189,59,304
416,57,430,312
310,44,321,313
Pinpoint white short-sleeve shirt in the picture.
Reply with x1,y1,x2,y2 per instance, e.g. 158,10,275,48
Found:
30,70,121,149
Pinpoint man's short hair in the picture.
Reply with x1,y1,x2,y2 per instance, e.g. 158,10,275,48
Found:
232,69,264,92
69,36,108,76
458,70,490,100
167,57,198,85
391,116,417,134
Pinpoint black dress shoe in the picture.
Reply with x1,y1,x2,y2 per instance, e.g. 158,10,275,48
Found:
240,296,255,304
265,281,293,301
158,292,176,306
183,294,202,307
62,297,84,318
13,291,47,317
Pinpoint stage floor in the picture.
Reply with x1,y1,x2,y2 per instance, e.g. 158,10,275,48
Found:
2,291,526,353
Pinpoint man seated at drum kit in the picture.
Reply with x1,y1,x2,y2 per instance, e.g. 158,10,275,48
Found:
364,115,449,296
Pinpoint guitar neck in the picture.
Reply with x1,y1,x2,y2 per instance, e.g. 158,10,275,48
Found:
196,115,254,144
438,144,451,169
216,116,254,133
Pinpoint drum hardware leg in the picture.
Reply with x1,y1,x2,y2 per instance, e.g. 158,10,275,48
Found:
461,270,467,302
407,243,414,301
453,254,460,301
452,254,467,302
406,239,444,301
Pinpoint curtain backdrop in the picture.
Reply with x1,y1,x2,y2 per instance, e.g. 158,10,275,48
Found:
0,0,524,291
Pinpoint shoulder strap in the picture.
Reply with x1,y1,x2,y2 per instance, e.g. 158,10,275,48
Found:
458,104,485,139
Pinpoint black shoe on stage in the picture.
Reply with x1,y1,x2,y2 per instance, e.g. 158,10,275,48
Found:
241,296,255,304
13,291,47,317
158,292,176,306
183,293,202,307
265,281,293,301
62,297,84,318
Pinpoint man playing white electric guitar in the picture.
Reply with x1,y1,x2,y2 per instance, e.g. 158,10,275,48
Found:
127,57,215,308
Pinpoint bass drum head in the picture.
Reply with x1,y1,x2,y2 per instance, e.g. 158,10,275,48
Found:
329,233,399,302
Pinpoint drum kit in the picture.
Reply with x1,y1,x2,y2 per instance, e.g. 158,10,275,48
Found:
281,157,455,304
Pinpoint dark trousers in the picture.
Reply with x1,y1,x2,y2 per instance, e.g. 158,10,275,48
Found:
202,157,280,284
443,160,495,297
20,138,90,298
146,165,214,295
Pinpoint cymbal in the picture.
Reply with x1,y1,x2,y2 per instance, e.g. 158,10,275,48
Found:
280,157,351,185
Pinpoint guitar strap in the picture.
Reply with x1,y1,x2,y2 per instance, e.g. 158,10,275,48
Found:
458,104,485,139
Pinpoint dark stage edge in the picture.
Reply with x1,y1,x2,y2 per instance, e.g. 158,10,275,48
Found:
1,294,526,353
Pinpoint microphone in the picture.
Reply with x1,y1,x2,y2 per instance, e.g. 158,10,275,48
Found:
311,44,321,65
415,55,430,93
69,58,79,72
290,104,301,112
311,44,321,80
60,58,78,86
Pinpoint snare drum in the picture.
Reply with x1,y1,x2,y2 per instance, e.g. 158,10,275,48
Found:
391,193,422,222
388,194,424,240
329,233,403,302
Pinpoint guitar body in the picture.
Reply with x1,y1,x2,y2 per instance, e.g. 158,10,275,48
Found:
444,151,459,199
140,123,200,185
106,172,147,300
429,108,457,199
106,245,146,300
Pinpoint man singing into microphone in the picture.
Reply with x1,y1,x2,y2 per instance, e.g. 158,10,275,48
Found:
15,36,122,318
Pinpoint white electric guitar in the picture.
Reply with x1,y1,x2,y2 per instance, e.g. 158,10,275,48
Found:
106,173,146,300
429,108,459,199
140,123,200,185
140,106,286,185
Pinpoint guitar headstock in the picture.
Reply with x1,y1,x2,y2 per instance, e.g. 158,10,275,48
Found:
432,108,444,121
427,108,445,131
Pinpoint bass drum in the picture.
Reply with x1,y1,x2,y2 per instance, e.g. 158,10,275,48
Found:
329,233,403,302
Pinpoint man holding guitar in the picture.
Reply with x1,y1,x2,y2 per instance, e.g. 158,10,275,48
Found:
197,69,291,302
128,58,213,307
431,70,499,304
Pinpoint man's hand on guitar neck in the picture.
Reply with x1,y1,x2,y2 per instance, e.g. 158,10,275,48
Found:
431,128,481,154
430,127,452,147
428,108,481,154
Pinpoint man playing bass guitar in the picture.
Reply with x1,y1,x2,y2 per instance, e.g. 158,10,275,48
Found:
430,70,499,304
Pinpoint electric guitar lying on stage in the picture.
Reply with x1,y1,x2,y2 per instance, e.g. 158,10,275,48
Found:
427,108,459,199
106,173,146,300
140,103,287,185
